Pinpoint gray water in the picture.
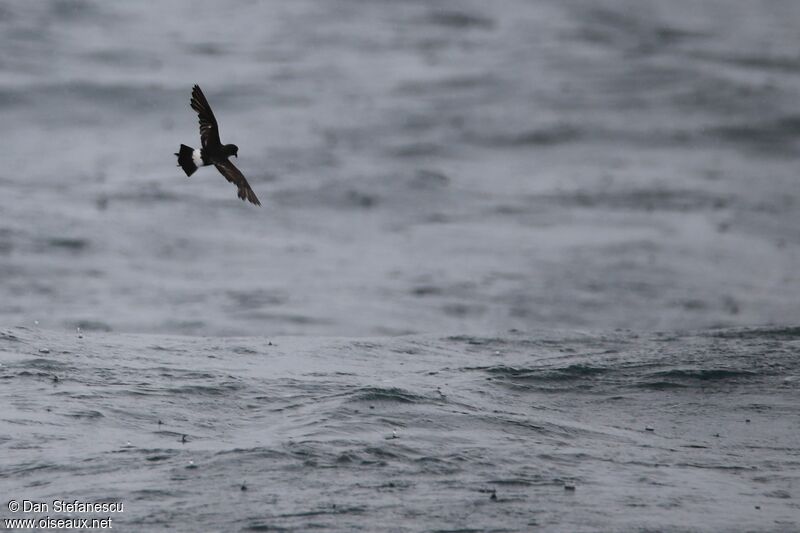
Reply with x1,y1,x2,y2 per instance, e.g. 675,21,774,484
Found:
1,0,799,531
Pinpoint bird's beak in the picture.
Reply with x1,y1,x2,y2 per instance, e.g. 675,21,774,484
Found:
235,154,238,158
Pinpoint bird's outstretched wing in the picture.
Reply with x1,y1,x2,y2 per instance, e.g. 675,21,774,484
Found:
190,85,221,148
214,159,261,206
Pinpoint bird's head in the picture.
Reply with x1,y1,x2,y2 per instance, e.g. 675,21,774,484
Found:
224,144,239,158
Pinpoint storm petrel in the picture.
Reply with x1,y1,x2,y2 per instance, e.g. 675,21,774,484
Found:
175,85,261,206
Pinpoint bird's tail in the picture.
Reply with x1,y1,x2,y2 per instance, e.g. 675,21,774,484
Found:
175,144,197,177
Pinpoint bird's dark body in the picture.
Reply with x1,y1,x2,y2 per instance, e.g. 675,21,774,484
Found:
176,143,238,175
175,85,260,206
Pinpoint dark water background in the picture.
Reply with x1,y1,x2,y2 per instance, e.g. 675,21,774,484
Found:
1,0,799,531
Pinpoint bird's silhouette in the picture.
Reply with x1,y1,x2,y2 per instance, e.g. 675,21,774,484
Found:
175,85,260,206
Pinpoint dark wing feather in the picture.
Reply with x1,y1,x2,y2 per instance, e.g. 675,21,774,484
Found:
214,160,261,206
190,85,221,148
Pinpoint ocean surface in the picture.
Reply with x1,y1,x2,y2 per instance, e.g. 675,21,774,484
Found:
2,326,799,532
1,0,799,531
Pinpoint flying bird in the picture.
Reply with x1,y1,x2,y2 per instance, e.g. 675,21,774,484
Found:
175,85,261,206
